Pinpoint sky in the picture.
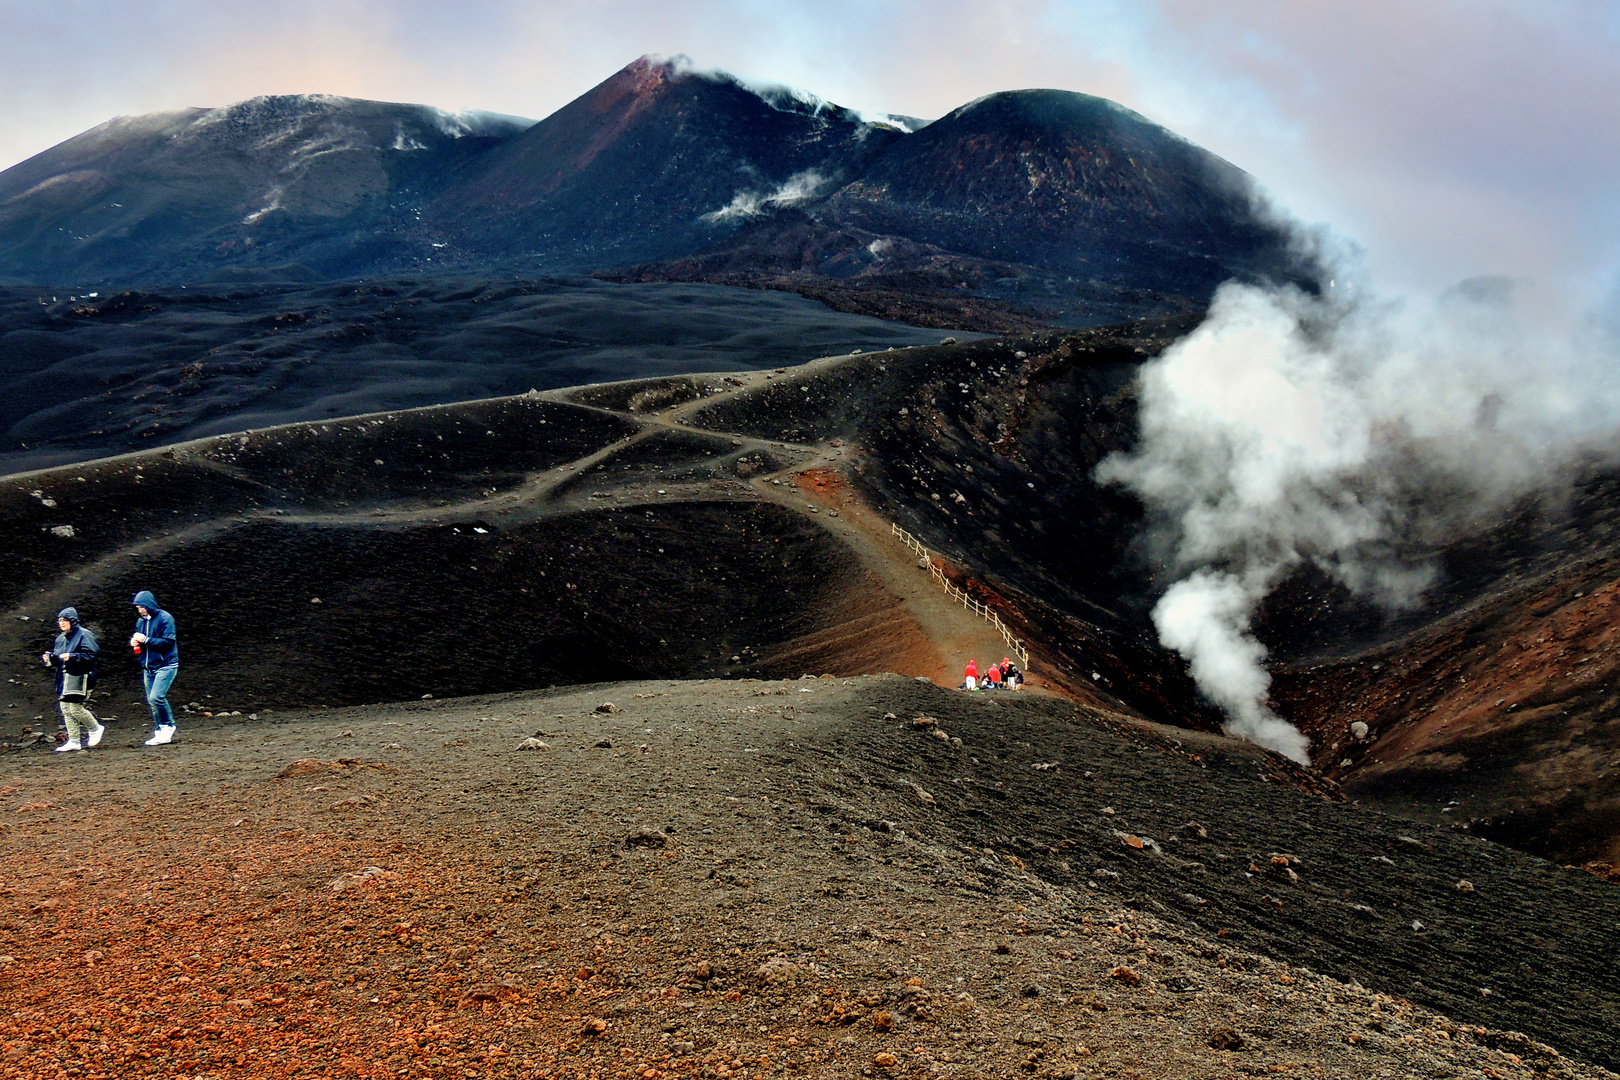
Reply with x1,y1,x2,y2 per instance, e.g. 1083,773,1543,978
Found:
2,0,1617,308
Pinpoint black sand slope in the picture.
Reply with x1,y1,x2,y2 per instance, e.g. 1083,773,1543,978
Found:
811,681,1620,1070
0,276,964,474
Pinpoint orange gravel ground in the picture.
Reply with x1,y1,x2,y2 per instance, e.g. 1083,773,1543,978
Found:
5,681,1610,1080
0,802,660,1080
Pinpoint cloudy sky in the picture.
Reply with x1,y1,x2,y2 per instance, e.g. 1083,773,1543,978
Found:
3,1,1616,306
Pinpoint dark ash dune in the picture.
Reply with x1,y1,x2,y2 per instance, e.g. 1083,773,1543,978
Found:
0,276,964,474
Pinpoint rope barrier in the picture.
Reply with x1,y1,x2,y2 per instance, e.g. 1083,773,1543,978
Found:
890,522,1031,669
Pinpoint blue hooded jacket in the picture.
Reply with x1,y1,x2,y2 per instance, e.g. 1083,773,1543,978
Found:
51,607,99,693
131,591,179,670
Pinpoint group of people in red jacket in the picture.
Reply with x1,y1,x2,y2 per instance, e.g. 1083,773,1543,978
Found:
962,657,1022,690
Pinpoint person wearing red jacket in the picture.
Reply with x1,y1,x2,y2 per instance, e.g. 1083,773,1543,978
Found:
963,659,978,690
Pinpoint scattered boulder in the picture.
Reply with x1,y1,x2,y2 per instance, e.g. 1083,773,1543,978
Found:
1209,1028,1245,1051
1181,821,1208,840
1350,721,1370,741
514,737,550,751
626,827,668,848
1109,965,1140,986
595,702,619,714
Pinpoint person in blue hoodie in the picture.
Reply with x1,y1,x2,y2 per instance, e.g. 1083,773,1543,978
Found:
130,590,179,746
42,607,103,753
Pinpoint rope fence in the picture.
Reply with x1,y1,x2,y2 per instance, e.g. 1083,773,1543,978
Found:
890,522,1031,669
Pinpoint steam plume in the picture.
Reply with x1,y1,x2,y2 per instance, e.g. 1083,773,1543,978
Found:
1100,275,1620,763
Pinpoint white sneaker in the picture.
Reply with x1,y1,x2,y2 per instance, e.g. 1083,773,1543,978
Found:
54,738,83,753
87,723,105,748
143,727,175,746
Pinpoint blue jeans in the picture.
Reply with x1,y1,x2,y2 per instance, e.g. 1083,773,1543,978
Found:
143,666,178,728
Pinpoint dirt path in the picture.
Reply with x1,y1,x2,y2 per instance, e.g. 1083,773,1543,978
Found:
216,365,1030,692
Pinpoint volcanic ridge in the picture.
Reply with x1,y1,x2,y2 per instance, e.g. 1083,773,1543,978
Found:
0,55,1317,330
3,330,1620,1077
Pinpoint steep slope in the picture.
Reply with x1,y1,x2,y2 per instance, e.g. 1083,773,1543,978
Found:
829,89,1298,288
433,55,905,269
614,88,1316,327
0,96,530,284
679,331,1620,866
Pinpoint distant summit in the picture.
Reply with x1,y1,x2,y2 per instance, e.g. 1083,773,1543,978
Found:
0,95,531,284
0,56,1316,326
440,55,904,268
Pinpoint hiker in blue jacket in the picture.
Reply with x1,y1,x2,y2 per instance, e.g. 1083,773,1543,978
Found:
42,606,103,752
130,590,180,746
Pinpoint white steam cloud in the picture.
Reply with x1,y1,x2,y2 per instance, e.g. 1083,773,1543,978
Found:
703,169,828,223
1099,276,1620,763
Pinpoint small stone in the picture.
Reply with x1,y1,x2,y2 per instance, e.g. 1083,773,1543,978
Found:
421,693,433,699
1109,965,1140,986
515,737,550,751
903,781,935,804
595,702,619,714
309,597,322,604
50,525,75,538
756,957,802,985
929,728,950,742
911,715,937,728
874,1052,898,1068
1181,821,1208,839
595,738,613,748
1456,879,1476,892
671,1040,695,1054
1209,1028,1245,1051
626,828,668,848
580,1017,609,1036
1350,721,1370,741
